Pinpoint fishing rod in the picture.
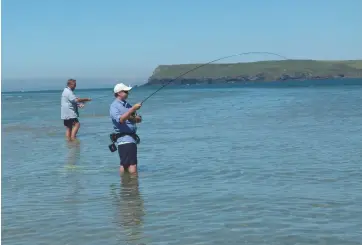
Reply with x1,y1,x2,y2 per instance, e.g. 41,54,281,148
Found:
140,51,290,104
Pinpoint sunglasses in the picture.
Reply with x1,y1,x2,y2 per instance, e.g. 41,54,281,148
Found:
122,90,129,94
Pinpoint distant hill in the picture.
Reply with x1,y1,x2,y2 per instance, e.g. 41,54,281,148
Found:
144,60,362,85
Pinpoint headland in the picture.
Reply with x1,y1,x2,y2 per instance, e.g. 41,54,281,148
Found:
144,60,362,86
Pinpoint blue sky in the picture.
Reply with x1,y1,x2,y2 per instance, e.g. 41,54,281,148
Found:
2,0,362,91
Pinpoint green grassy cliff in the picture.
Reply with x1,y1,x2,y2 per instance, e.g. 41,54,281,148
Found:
145,59,362,85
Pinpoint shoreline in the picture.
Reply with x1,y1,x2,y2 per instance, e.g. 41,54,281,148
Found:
141,77,362,88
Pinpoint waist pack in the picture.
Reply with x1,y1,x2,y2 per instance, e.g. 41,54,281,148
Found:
108,132,140,152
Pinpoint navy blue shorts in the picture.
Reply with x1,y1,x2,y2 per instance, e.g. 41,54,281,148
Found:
117,143,138,168
63,118,79,128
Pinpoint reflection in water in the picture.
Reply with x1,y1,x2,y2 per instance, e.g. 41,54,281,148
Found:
63,139,82,233
111,174,146,244
65,139,81,167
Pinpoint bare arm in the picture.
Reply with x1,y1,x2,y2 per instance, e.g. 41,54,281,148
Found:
110,103,142,124
76,97,91,103
129,114,142,123
120,103,142,123
119,107,137,123
68,91,91,104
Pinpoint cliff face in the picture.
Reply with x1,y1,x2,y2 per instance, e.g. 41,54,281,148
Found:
144,60,362,85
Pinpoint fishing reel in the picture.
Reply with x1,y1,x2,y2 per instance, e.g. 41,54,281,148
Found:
130,111,142,124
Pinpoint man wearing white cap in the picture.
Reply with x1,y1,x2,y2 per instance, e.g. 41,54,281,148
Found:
109,83,142,175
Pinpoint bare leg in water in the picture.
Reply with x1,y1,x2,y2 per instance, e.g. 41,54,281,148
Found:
120,166,125,175
128,165,137,175
120,165,137,176
70,121,80,141
65,127,72,141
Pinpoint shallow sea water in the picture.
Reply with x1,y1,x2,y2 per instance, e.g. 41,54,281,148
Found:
2,80,362,244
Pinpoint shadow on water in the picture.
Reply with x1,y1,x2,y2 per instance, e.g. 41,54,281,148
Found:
110,174,146,244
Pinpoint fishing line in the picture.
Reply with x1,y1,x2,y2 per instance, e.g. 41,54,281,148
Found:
140,51,290,104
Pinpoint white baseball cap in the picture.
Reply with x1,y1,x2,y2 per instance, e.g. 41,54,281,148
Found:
113,83,132,93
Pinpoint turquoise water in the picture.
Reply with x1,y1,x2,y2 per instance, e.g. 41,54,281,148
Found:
2,80,362,245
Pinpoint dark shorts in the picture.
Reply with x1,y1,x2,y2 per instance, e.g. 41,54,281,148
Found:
117,143,138,168
63,118,79,128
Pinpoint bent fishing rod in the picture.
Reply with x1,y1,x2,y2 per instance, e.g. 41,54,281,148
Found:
140,51,290,104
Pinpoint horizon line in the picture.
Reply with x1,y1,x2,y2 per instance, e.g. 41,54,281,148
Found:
1,84,148,93
3,77,362,93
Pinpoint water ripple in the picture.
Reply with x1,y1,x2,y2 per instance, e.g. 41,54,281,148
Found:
2,85,362,245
